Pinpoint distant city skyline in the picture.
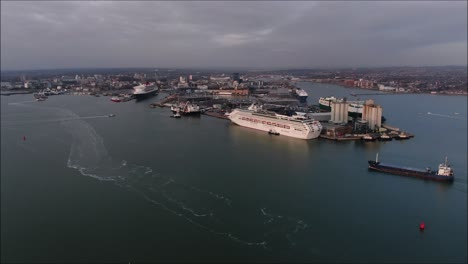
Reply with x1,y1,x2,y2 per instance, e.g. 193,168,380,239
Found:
1,1,467,71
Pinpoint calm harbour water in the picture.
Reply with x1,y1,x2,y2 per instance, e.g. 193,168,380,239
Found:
1,82,467,263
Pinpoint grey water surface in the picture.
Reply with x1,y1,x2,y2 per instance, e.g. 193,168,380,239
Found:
1,83,466,263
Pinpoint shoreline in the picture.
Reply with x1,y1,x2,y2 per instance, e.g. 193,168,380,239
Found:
294,81,468,96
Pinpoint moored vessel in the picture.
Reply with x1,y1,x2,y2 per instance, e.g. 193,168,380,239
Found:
111,97,121,102
133,82,158,100
395,132,410,140
268,129,280,135
171,110,181,118
361,134,376,141
293,88,308,103
378,133,392,141
34,90,48,99
171,101,200,115
368,154,454,182
227,103,322,139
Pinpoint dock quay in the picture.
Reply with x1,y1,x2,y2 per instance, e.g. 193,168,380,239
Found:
319,134,362,141
140,80,418,141
202,110,230,120
382,124,400,131
318,132,413,141
150,94,178,107
1,91,34,96
178,94,213,102
318,122,414,141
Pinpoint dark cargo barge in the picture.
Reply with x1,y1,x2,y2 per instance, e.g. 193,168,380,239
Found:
368,154,454,182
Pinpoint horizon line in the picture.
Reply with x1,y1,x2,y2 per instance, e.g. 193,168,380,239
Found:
2,64,467,73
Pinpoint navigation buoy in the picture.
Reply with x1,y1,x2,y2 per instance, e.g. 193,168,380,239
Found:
23,136,26,141
419,222,425,231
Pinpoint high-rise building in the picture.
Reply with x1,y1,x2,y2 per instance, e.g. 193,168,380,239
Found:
232,73,240,82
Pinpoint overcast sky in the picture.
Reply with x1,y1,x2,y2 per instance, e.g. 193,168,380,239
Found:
1,1,467,70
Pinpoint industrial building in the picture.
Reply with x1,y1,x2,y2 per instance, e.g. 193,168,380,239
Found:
362,99,383,130
330,101,349,124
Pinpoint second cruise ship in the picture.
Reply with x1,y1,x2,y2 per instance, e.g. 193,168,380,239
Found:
133,82,158,100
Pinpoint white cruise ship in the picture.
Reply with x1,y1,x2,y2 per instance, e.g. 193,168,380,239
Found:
133,82,158,100
294,88,308,103
227,104,322,139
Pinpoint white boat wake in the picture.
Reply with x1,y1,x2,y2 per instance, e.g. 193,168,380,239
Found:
426,112,465,120
2,115,112,126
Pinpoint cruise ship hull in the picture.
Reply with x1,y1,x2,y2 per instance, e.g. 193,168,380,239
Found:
318,104,332,111
171,110,201,116
296,95,308,103
293,89,308,103
134,89,157,101
228,109,322,139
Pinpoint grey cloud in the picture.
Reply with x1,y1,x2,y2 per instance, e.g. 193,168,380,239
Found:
1,1,466,70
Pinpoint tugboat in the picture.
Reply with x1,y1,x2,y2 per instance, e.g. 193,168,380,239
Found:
378,133,392,141
368,154,454,182
171,110,181,118
34,90,48,100
361,134,375,141
170,103,180,112
268,129,280,136
395,132,410,140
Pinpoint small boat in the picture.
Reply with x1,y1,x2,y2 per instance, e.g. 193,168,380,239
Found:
34,91,48,99
171,110,181,118
36,97,46,102
368,153,454,182
268,129,280,136
395,133,410,140
170,104,180,112
111,97,121,102
361,134,375,141
378,133,392,141
108,114,115,117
